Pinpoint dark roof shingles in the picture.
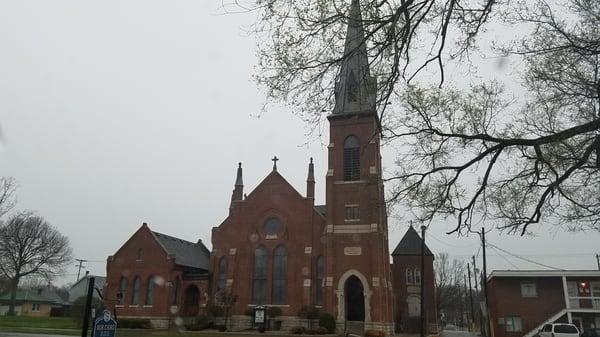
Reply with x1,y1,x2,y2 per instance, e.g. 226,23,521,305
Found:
152,231,210,270
392,226,433,256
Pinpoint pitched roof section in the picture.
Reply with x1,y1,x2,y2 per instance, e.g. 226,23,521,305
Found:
151,231,210,270
314,205,327,218
392,226,433,256
0,289,62,304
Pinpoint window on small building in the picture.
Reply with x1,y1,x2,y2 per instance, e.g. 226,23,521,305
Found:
343,136,360,181
316,255,324,305
272,245,288,304
32,303,40,312
345,206,360,221
131,276,140,305
406,269,414,285
521,281,537,297
145,276,155,305
118,277,128,305
217,256,227,292
252,246,268,304
171,278,180,306
414,269,421,284
407,295,421,317
504,316,522,332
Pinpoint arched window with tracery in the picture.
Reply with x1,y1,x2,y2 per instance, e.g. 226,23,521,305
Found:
414,268,421,284
217,256,228,291
252,246,268,304
145,276,155,305
406,268,414,285
316,255,324,305
118,277,128,305
344,136,360,181
272,245,288,304
131,276,140,305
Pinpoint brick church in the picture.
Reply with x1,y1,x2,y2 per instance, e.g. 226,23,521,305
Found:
104,0,436,334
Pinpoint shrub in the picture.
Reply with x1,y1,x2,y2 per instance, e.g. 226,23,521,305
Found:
308,327,328,334
185,315,210,331
291,326,307,334
70,296,105,328
298,305,321,319
117,318,152,329
207,305,224,317
267,306,282,318
244,307,254,316
217,324,227,332
318,313,336,334
365,330,385,337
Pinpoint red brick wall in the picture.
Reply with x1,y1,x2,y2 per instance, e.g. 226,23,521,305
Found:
211,172,326,318
391,255,436,330
488,277,565,337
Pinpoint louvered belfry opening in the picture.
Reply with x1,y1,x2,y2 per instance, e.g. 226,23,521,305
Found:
344,135,360,181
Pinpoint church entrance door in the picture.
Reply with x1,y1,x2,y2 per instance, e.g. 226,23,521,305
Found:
183,285,200,316
345,275,365,321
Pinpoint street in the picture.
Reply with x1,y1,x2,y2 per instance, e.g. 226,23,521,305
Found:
441,329,479,337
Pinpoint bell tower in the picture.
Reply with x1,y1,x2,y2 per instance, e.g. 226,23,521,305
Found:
323,0,394,334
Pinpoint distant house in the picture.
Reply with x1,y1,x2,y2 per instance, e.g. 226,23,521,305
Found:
0,289,64,317
69,274,106,303
488,270,600,337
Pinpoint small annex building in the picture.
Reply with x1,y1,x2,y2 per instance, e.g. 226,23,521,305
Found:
105,223,210,328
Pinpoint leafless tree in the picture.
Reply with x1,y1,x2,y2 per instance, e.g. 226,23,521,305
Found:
434,253,466,322
245,0,600,234
0,211,73,315
0,177,17,218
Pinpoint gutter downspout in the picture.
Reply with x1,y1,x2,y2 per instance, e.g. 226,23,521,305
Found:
562,276,572,323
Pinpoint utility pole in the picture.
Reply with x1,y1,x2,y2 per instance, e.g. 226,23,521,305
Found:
472,255,482,334
596,254,600,271
420,225,427,337
467,263,475,332
464,274,470,331
481,228,489,337
81,276,95,337
75,259,87,282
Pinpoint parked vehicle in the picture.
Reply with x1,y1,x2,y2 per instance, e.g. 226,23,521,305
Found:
581,328,600,337
538,323,580,337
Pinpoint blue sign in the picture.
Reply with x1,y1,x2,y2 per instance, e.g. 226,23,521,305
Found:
93,310,117,337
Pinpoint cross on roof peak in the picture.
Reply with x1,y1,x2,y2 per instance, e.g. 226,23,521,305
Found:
272,156,279,171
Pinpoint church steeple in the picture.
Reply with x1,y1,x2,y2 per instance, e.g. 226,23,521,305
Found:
306,157,315,199
332,0,376,116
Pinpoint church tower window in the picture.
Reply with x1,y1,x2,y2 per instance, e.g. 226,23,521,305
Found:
272,245,288,304
252,246,268,304
145,276,155,305
217,257,227,291
406,268,414,285
315,255,324,305
264,217,281,235
344,136,360,181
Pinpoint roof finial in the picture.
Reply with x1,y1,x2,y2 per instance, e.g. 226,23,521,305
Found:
235,162,243,186
307,157,315,182
272,156,279,171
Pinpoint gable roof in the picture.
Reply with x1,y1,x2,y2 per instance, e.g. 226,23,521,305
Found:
71,275,106,291
151,231,210,270
244,170,305,202
0,289,62,304
392,226,433,256
314,205,327,218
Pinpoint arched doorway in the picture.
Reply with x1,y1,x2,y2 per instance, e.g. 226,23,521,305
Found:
345,275,365,321
183,285,200,316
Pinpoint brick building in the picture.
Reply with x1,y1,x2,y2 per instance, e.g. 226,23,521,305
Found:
488,270,600,337
105,0,436,333
105,224,210,328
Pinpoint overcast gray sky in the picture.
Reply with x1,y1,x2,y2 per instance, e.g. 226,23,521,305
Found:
0,0,598,286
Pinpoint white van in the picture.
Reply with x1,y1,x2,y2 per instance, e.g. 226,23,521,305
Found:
539,323,580,337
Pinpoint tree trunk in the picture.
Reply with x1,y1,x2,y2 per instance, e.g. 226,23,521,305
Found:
8,277,19,316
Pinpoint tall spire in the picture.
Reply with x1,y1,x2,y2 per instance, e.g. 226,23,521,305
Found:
332,0,376,116
235,162,243,187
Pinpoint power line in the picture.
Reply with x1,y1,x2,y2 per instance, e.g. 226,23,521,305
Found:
488,244,564,271
489,245,520,269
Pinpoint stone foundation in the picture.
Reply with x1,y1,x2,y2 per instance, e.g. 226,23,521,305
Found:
226,315,322,332
336,321,396,336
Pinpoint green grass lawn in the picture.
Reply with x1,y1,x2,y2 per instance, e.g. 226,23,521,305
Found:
0,315,77,329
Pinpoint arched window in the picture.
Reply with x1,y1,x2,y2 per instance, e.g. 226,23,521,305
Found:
171,277,180,306
406,268,414,285
217,256,228,291
414,268,421,284
316,255,325,305
343,136,360,181
145,276,155,305
272,246,288,304
264,217,282,235
131,276,140,305
118,277,128,305
252,246,268,304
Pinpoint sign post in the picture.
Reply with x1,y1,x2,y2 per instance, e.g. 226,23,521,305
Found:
92,310,117,337
254,305,266,333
